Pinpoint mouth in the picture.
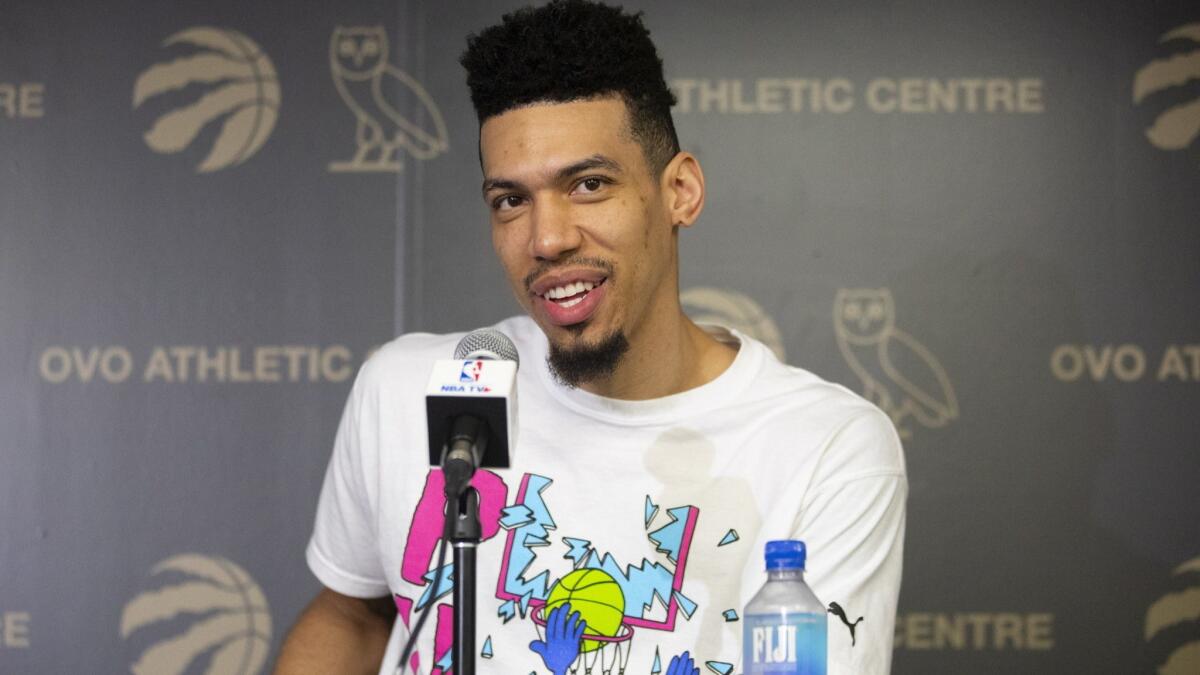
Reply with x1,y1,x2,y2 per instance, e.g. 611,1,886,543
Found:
531,275,609,327
542,278,604,307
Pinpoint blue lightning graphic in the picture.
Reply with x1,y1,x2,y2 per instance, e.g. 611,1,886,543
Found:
497,600,517,623
500,475,556,604
499,504,534,529
562,537,593,567
499,477,701,629
672,589,698,619
587,551,674,617
415,562,454,610
644,495,659,528
647,506,692,563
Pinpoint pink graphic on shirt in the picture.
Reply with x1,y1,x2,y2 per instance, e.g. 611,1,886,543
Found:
394,595,414,626
402,469,507,585
397,469,508,674
434,603,454,672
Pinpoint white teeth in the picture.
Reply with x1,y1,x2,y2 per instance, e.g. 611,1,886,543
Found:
544,280,596,300
559,297,583,308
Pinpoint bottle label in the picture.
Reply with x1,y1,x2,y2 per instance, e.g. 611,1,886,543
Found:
743,612,827,675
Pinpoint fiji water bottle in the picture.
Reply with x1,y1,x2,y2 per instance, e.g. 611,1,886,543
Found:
743,540,827,674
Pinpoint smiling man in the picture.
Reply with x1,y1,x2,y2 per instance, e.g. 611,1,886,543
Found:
480,95,730,398
275,2,906,675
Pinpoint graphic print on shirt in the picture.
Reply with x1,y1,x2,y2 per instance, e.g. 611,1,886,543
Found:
396,460,753,674
500,473,701,674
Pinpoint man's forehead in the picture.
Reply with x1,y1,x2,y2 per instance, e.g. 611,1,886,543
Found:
479,97,640,174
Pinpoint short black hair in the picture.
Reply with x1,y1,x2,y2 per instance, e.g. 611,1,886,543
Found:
460,0,680,175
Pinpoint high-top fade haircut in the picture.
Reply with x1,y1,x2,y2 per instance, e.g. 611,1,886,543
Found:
460,0,680,176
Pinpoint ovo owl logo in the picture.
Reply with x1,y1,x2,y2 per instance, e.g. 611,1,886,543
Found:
680,287,786,361
328,26,449,172
1134,23,1200,151
121,553,271,675
834,289,958,439
134,27,280,172
1146,556,1200,675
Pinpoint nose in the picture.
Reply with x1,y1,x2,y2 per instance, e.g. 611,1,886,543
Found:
528,196,582,261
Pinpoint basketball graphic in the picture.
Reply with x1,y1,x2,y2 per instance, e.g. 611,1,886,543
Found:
543,569,626,653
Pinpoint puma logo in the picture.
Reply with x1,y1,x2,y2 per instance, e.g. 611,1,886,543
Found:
828,601,864,646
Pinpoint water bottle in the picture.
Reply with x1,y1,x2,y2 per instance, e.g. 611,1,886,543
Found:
743,540,827,674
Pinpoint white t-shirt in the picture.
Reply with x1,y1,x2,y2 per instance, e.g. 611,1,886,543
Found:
307,316,906,675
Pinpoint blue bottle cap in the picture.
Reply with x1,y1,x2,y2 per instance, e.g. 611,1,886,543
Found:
765,539,807,570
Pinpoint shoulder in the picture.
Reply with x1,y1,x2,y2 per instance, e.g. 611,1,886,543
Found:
738,330,880,419
738,331,906,478
356,331,461,391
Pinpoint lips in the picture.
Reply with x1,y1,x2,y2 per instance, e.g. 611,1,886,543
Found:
532,274,608,327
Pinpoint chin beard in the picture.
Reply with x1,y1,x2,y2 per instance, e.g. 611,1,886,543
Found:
546,329,630,388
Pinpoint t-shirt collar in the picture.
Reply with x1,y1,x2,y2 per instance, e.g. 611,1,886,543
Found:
532,323,763,426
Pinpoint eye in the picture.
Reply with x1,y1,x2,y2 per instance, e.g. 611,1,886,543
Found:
362,38,380,55
572,176,608,196
867,302,884,319
492,194,525,212
339,39,356,56
844,303,862,319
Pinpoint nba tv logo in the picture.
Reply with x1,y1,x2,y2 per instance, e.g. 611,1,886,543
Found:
460,360,483,382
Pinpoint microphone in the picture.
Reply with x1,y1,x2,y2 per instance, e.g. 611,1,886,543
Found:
425,329,519,495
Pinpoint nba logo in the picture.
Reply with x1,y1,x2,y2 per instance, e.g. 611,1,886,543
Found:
460,360,483,382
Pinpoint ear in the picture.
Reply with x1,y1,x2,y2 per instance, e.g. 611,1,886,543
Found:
660,151,705,228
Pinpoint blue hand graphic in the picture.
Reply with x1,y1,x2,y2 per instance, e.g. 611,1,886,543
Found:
529,602,586,675
666,650,700,675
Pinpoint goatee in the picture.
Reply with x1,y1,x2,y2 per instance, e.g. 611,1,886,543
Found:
547,330,630,388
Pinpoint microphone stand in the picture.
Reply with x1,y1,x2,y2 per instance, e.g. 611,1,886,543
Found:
447,485,480,675
442,415,485,675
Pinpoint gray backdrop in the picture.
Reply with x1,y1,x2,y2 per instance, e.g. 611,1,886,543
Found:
2,0,1197,673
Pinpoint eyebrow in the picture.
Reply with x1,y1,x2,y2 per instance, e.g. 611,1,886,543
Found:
481,154,624,197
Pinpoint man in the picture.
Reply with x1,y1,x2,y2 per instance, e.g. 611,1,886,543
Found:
275,2,905,674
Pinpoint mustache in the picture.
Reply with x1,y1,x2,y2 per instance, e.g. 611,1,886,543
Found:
523,256,615,293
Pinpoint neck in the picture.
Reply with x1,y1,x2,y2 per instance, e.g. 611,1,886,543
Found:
576,311,737,401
